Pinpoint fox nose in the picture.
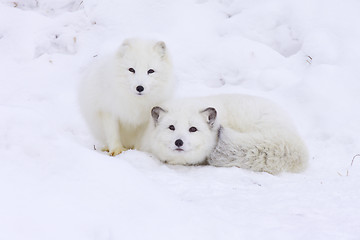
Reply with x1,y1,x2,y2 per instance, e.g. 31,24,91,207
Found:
136,85,144,93
175,139,183,147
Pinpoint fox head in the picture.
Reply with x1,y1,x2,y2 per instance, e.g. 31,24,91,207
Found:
147,105,220,165
116,38,173,97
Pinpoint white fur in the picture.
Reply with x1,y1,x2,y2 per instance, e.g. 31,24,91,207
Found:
79,38,174,155
138,94,308,174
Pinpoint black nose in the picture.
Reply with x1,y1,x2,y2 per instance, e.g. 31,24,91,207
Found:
175,139,183,147
136,85,144,92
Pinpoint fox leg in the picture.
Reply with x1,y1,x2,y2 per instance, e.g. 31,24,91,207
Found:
101,112,126,156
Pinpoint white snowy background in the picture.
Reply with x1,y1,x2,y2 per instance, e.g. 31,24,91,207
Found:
1,0,360,239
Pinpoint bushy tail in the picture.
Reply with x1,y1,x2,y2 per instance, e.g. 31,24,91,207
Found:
208,127,309,175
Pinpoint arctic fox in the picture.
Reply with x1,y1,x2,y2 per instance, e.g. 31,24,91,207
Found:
78,38,174,156
138,94,308,174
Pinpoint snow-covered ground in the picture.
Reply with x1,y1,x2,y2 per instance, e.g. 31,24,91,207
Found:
1,0,360,239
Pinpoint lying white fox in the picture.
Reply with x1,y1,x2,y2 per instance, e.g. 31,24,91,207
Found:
138,94,308,175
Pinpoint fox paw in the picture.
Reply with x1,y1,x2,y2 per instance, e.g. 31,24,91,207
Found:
102,146,126,156
109,149,123,156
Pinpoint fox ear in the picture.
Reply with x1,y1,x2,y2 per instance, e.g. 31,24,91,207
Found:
117,39,131,57
151,106,167,126
153,41,167,58
200,107,217,128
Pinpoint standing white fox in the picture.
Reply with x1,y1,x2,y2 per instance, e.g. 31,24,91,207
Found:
138,94,308,174
79,38,174,156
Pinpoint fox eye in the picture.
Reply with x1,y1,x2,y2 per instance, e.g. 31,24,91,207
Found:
129,68,135,73
169,125,175,131
147,69,155,74
189,127,197,132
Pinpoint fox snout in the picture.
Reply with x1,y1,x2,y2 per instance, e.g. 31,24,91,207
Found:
175,139,183,147
136,85,144,94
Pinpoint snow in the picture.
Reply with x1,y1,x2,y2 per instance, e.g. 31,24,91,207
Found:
1,0,360,239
